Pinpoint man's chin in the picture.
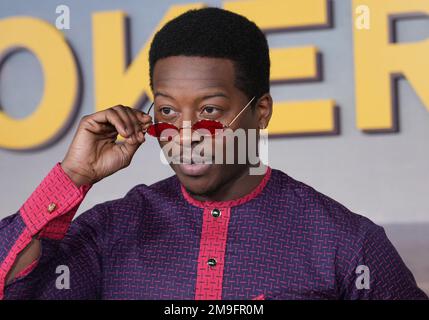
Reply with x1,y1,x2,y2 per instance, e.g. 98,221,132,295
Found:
172,163,215,194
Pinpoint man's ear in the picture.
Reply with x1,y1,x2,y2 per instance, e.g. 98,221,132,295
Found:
256,93,273,129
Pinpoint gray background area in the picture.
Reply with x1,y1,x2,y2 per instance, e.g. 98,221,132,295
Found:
0,0,428,294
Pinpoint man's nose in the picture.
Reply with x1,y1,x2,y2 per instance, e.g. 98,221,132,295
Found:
172,119,202,147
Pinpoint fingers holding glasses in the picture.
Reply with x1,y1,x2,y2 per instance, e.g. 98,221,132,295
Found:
134,109,153,130
110,105,152,144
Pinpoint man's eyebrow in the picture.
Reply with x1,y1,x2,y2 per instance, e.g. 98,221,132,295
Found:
154,91,230,100
201,92,229,100
154,91,174,99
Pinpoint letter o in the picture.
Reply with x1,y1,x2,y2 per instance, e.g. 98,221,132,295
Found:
0,17,79,149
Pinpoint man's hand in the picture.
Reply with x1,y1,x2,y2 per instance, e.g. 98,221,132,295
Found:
61,105,152,187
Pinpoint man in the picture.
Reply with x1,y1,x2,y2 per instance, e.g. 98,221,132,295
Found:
0,7,427,300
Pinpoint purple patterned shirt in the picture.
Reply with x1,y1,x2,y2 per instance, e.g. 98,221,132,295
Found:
0,163,427,300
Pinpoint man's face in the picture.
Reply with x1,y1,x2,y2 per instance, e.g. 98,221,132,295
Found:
152,56,264,196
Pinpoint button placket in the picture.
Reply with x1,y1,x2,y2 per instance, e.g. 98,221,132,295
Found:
195,207,231,300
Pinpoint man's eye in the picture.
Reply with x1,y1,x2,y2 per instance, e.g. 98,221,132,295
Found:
201,106,221,116
160,107,177,116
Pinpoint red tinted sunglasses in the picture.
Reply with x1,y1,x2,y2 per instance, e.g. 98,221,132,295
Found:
145,96,256,139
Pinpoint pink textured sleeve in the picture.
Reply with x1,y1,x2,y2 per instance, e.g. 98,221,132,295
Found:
19,162,92,240
0,162,92,299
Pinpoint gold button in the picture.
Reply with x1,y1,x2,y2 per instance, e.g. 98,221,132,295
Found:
47,203,57,213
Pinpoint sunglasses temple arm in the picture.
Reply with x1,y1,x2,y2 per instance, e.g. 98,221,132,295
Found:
227,96,256,127
147,102,154,115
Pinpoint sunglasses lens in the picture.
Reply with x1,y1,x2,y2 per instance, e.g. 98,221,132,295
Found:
147,120,224,138
147,122,179,138
192,120,224,136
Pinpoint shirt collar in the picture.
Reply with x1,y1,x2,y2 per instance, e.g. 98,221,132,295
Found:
180,166,272,209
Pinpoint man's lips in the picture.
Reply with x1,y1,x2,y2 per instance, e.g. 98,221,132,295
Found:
172,157,213,164
170,152,213,176
170,153,214,164
178,162,212,176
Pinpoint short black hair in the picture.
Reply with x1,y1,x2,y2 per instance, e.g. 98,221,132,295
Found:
149,7,270,102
